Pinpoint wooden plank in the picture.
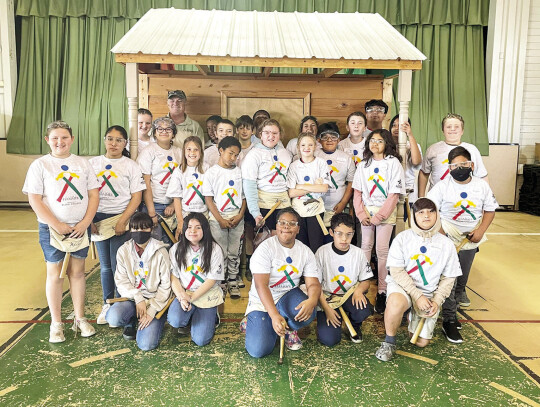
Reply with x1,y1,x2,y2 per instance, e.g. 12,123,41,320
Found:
148,95,221,115
220,92,228,118
311,99,374,117
262,67,273,77
320,68,342,78
114,53,423,70
382,78,394,129
69,349,131,368
196,65,211,75
139,74,148,109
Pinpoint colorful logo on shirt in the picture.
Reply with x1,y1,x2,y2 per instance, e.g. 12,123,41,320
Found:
327,160,339,189
134,260,149,289
185,254,205,289
331,266,351,293
270,256,299,288
407,246,432,286
55,165,83,202
352,149,361,166
97,164,118,197
368,168,387,198
269,155,287,184
185,173,204,205
159,156,179,185
440,159,450,180
453,192,477,220
298,175,315,200
220,180,239,211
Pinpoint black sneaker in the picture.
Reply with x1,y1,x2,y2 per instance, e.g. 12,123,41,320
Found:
375,292,387,314
442,320,463,343
122,325,136,341
350,327,363,343
177,326,190,335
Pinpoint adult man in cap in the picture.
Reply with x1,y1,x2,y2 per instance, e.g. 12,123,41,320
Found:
167,90,205,149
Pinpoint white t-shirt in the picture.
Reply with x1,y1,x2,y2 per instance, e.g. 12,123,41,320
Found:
23,154,100,225
352,156,405,207
315,149,356,210
386,229,462,295
202,164,244,215
169,242,224,291
286,157,331,202
315,243,373,294
135,137,155,155
403,142,423,203
241,145,292,193
237,143,254,168
427,176,499,234
89,155,146,214
203,145,219,168
421,141,488,190
136,143,182,204
246,236,321,314
338,136,366,168
166,164,209,215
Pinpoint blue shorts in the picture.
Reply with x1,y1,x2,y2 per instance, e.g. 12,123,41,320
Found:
38,223,90,263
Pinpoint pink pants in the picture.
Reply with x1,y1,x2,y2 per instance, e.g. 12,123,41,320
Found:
361,223,394,293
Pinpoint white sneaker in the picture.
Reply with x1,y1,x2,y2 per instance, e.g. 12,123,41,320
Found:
49,322,65,343
97,303,110,325
72,317,96,338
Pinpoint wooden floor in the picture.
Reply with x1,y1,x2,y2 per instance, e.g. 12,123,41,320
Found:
0,208,539,405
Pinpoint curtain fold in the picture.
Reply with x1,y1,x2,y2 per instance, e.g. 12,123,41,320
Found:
7,0,490,155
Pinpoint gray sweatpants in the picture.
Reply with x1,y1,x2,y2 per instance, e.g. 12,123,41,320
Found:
209,219,244,281
442,248,477,322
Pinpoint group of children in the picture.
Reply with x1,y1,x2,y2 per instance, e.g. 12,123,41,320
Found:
23,100,497,360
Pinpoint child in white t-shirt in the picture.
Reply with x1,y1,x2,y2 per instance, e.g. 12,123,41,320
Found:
316,213,373,346
23,121,100,343
90,125,146,324
352,129,405,315
204,119,235,167
203,137,246,299
418,113,488,197
375,198,461,362
136,108,155,154
287,133,331,253
427,146,497,343
168,213,225,346
137,117,182,245
338,111,368,168
166,136,209,240
286,116,319,161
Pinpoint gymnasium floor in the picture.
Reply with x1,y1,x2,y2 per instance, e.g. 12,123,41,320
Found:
0,209,539,406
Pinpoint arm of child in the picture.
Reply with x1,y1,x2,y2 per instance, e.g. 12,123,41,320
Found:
418,171,429,198
295,183,329,194
294,276,321,322
351,279,370,309
468,211,495,243
190,279,216,303
116,191,142,236
402,123,422,166
371,193,399,225
172,197,184,239
353,189,370,225
72,188,99,238
115,249,145,304
229,198,246,228
389,266,425,304
204,194,229,229
142,174,158,225
253,273,288,337
27,193,73,235
431,275,456,307
334,182,353,214
319,291,341,328
147,250,172,319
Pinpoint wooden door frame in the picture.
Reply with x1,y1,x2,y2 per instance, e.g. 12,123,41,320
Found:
220,91,311,118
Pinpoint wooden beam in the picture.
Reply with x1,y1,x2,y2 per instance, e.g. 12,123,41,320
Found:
262,67,273,77
125,63,139,160
320,68,341,78
114,53,423,71
196,65,210,75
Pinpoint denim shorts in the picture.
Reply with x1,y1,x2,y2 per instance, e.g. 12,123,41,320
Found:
38,223,90,263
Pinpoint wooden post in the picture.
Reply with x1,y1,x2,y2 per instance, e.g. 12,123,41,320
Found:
396,69,412,234
126,62,139,160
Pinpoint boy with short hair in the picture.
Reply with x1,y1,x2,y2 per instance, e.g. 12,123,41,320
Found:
364,99,388,133
204,119,235,167
205,115,222,148
236,115,255,167
315,213,373,346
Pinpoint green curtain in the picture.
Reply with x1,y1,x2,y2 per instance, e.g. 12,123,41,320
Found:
389,24,489,154
7,0,490,155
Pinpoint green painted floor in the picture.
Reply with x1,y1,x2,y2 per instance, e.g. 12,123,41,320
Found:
0,269,539,407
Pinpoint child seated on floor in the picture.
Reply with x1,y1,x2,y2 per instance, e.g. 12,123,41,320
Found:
315,213,373,346
375,198,461,362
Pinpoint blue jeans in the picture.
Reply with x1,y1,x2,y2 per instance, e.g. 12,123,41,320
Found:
316,295,373,347
93,212,131,303
38,223,90,263
141,202,172,246
105,301,165,351
245,287,316,358
167,299,217,346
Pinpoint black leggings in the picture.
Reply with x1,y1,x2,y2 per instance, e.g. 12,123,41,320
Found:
297,215,325,253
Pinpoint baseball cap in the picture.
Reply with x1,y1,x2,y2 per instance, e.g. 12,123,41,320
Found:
168,90,187,100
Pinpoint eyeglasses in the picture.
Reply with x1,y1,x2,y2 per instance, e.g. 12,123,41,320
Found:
333,231,354,239
261,130,280,137
277,220,299,227
366,107,386,113
448,161,472,170
369,139,385,144
320,135,339,141
156,127,174,134
104,137,126,144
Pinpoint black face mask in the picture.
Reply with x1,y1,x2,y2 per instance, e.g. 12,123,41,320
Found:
450,167,472,182
131,231,151,245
